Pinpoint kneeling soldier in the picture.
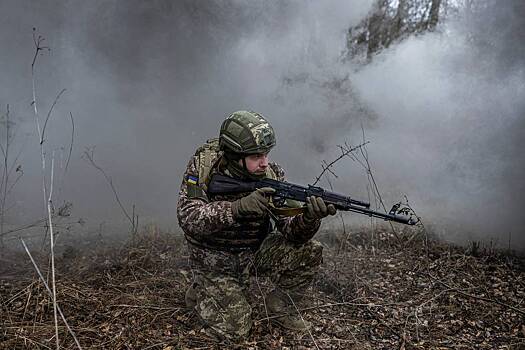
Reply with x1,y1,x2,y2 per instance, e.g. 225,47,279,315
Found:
177,110,336,340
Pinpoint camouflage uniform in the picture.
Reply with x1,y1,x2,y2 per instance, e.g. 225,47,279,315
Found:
177,147,323,340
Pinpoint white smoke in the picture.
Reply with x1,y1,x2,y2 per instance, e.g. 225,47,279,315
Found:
0,0,523,249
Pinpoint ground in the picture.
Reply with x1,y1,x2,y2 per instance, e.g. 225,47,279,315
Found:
1,226,524,349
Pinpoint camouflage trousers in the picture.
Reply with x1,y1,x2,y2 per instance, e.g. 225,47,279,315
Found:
185,233,323,340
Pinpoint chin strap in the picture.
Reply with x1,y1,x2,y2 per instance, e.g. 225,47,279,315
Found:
224,153,267,181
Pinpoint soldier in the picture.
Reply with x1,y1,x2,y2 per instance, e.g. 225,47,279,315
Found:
177,110,336,340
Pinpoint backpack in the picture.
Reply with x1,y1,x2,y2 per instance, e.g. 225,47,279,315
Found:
194,138,278,193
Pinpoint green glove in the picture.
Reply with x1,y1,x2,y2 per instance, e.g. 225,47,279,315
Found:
304,196,337,221
231,187,275,219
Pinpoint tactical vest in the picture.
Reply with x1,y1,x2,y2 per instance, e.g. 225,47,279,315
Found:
189,138,277,251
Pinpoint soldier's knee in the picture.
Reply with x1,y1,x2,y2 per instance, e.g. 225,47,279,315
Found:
192,279,253,340
302,239,323,266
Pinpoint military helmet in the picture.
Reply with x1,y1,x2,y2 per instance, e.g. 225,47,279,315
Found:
219,110,276,155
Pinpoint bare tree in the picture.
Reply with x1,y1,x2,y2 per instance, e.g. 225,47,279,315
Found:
347,0,449,61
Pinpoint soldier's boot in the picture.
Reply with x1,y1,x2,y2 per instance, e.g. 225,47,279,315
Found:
185,283,198,309
265,289,311,331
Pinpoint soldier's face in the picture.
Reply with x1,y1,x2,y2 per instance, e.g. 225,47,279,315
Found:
240,153,269,175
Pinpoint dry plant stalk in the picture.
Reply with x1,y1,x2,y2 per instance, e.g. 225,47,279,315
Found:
312,140,369,187
0,104,25,245
30,28,64,350
82,147,138,235
285,291,320,350
316,127,404,243
20,238,83,349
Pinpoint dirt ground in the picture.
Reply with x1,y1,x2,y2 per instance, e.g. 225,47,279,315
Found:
1,226,524,349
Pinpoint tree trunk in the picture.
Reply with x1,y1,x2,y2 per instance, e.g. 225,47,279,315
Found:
428,0,442,30
390,0,408,46
367,0,389,59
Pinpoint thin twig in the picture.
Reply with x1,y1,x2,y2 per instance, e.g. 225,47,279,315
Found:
358,126,401,242
0,217,52,237
429,274,525,316
0,104,10,243
256,300,402,323
48,152,59,349
31,28,50,70
82,148,136,233
55,112,75,204
109,304,180,311
20,239,83,349
336,213,348,255
312,141,369,186
249,257,270,328
40,89,66,145
284,291,320,350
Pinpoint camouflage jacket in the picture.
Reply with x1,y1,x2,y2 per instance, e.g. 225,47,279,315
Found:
177,152,321,252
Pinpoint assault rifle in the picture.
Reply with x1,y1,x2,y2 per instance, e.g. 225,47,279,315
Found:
207,174,417,225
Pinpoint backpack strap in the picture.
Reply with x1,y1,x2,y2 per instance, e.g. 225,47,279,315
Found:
195,138,279,192
265,164,277,180
195,138,222,192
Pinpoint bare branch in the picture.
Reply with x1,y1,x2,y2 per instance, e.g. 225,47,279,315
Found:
31,28,50,71
356,127,402,242
40,88,66,145
64,112,74,175
285,291,320,350
312,141,369,186
82,148,137,233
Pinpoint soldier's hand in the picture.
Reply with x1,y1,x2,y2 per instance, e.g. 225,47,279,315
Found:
304,196,337,221
231,187,275,219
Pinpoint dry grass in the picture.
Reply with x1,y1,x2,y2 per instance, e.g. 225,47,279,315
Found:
1,226,524,349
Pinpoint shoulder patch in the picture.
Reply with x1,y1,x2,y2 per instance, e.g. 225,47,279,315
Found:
186,175,199,185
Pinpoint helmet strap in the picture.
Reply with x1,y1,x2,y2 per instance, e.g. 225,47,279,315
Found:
223,152,266,180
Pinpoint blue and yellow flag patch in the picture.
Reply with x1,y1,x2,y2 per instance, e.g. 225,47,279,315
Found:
186,175,198,185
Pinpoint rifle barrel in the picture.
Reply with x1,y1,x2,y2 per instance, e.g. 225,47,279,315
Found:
208,174,415,225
